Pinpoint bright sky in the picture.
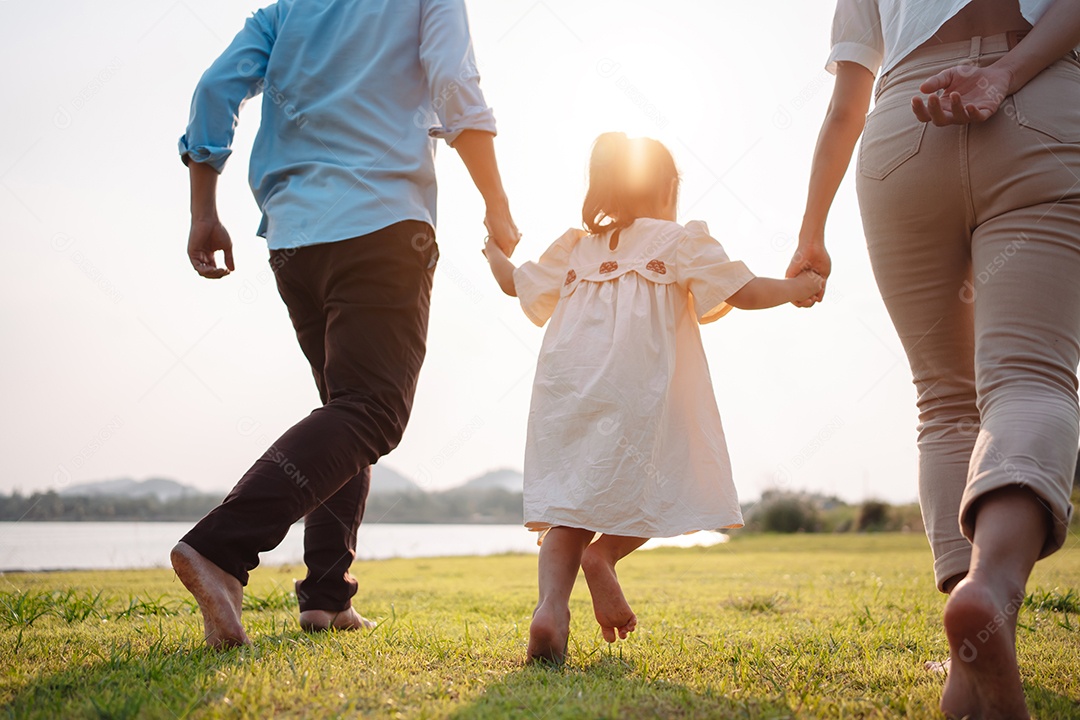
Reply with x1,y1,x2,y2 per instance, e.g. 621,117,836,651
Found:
0,0,923,505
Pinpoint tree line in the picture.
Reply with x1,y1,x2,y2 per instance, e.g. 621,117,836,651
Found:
0,487,525,524
4,481,1076,530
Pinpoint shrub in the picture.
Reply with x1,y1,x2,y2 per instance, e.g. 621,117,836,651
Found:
756,493,821,533
856,501,890,532
890,503,925,533
819,504,856,533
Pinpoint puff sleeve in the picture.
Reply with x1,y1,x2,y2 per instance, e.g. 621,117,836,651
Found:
676,221,755,324
826,0,884,76
513,229,584,327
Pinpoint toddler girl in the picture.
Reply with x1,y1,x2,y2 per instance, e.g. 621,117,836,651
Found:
484,132,822,664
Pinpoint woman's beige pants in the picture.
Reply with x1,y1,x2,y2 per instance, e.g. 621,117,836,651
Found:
857,34,1078,591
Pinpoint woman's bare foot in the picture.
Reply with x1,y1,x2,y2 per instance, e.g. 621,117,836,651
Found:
527,602,569,665
170,542,250,649
299,607,377,632
581,546,637,643
941,575,1029,719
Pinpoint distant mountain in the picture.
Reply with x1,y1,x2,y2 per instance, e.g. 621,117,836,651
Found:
60,478,202,503
369,464,423,495
52,465,504,505
460,468,523,493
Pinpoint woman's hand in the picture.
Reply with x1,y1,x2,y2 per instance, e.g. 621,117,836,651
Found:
911,64,1013,125
786,238,831,307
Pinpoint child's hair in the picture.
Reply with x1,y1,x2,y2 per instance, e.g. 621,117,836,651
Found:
582,132,680,235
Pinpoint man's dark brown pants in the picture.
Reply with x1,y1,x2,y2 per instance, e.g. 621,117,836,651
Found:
181,220,437,612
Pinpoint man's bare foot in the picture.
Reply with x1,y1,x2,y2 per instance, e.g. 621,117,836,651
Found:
527,602,569,665
170,542,250,649
299,608,377,632
941,576,1029,719
294,581,376,631
580,546,636,643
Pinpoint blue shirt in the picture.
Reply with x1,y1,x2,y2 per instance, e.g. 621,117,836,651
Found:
179,0,496,250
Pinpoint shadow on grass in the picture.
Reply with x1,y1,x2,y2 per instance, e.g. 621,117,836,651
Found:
447,653,790,720
1023,683,1080,720
446,647,1080,720
0,626,321,720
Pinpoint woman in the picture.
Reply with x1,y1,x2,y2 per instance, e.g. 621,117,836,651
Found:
789,0,1080,716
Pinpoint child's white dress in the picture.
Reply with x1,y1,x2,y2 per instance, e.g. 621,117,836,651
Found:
514,218,755,539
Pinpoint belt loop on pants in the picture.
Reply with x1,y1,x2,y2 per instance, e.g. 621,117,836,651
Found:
969,35,982,58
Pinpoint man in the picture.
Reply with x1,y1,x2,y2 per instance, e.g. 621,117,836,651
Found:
172,0,518,648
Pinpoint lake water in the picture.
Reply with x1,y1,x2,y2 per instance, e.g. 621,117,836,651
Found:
0,522,727,572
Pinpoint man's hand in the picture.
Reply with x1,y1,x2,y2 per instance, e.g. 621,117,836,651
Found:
786,238,831,307
188,218,235,279
484,201,520,257
911,64,1013,125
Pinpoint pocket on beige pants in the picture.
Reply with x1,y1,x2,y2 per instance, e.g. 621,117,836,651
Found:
1010,57,1080,143
859,97,929,181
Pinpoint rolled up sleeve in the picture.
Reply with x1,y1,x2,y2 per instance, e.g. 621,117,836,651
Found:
178,6,278,172
419,0,496,145
826,0,884,76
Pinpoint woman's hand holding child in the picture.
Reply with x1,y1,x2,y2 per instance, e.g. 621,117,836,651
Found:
795,269,826,305
725,268,825,310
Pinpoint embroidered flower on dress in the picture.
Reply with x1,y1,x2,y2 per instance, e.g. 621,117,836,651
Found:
646,259,667,274
564,269,576,286
599,261,618,274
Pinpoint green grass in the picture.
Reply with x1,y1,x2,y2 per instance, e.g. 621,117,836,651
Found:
1,533,1079,719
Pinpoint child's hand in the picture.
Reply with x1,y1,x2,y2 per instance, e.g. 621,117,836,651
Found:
483,235,518,297
795,269,826,305
482,235,507,261
786,240,830,306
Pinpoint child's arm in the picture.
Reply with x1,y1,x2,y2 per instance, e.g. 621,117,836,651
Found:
726,271,823,310
483,237,518,297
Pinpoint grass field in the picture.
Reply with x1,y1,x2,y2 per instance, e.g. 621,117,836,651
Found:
1,533,1078,719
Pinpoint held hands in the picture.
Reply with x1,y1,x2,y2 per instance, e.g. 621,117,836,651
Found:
187,218,235,279
484,200,521,258
785,239,831,308
911,64,1013,125
481,235,503,260
795,269,826,305
482,234,518,297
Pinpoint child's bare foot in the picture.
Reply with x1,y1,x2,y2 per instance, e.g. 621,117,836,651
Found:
581,546,637,643
924,658,950,674
941,575,1029,719
170,542,250,649
299,608,377,632
527,602,569,665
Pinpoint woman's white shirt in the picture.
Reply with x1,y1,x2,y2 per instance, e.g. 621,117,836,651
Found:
828,0,1061,76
